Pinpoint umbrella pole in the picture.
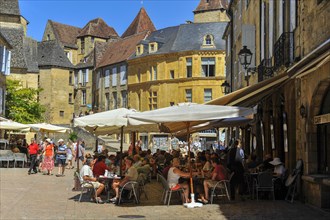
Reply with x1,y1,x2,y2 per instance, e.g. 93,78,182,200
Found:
184,122,203,208
120,126,124,176
95,137,98,153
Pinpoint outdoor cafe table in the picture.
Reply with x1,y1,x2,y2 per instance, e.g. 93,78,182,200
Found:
98,175,121,201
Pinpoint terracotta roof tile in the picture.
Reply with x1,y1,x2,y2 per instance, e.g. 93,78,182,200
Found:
50,20,81,48
77,18,118,39
194,0,228,13
97,31,149,68
121,7,156,38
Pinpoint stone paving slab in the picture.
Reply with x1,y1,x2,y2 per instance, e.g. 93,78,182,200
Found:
1,168,330,220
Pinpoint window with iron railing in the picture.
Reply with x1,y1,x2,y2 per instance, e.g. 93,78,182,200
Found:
274,32,294,70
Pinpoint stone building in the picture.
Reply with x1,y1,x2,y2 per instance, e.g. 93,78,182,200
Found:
217,0,329,209
95,7,155,112
127,22,227,111
41,17,120,120
37,40,74,125
0,0,39,90
194,0,230,23
0,33,12,116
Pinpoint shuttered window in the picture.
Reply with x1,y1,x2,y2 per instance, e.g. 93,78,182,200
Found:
204,89,212,102
120,65,127,85
186,89,192,102
112,67,117,86
104,70,110,88
186,58,192,78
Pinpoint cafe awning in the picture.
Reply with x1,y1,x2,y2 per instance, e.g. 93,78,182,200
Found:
206,72,289,107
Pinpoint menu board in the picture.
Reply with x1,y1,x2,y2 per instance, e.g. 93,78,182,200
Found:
152,136,169,152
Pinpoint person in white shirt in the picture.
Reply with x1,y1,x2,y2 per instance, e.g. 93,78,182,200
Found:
80,158,105,203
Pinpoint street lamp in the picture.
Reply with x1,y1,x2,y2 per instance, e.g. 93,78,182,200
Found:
238,45,257,86
221,80,231,95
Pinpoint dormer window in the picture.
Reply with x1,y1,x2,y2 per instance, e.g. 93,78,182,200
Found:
202,34,215,48
149,42,158,53
136,44,144,56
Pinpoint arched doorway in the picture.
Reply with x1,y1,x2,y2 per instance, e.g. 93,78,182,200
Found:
316,88,330,174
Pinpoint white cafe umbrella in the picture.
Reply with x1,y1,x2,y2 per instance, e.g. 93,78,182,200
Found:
74,108,158,136
28,123,71,133
74,108,159,155
0,120,30,131
127,103,255,208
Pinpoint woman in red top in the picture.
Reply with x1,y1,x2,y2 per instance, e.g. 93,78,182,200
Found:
200,158,228,204
41,138,54,175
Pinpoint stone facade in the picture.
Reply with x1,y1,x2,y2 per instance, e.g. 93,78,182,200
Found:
39,68,74,125
128,52,226,111
194,10,229,23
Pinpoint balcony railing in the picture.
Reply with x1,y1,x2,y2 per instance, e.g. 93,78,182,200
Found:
274,32,294,71
258,58,274,82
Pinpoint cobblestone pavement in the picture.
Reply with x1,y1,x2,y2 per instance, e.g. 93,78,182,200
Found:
1,167,329,220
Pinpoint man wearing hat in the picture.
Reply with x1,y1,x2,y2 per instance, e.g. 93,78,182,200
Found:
270,157,286,178
56,139,67,177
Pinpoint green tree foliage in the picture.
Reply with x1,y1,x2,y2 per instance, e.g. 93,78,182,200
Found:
5,79,45,123
68,132,78,142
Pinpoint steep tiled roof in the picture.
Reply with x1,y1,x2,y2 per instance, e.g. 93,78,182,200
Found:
97,31,149,68
130,22,227,59
0,25,27,69
49,20,81,48
0,0,20,16
121,7,156,38
77,18,118,39
24,37,39,73
194,0,228,13
38,40,74,69
94,41,112,67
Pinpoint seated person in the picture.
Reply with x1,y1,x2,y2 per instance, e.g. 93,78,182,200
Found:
162,161,172,180
167,158,199,203
93,154,112,178
80,158,105,204
259,154,274,172
199,158,228,204
269,157,286,178
137,158,151,182
133,154,142,168
110,157,138,203
246,153,259,172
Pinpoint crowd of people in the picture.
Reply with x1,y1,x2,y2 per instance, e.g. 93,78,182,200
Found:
25,137,81,176
22,136,288,204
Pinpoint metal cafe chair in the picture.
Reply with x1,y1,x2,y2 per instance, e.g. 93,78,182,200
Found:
158,174,185,206
255,172,275,201
210,172,234,204
14,153,27,168
74,172,98,203
117,181,139,205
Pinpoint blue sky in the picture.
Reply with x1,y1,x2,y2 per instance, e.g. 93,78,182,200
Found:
19,0,200,41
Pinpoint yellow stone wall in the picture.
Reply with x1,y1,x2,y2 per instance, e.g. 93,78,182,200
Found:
42,22,57,41
7,72,38,89
77,36,106,62
127,52,226,111
39,68,74,125
73,67,94,116
194,10,229,23
296,0,330,57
